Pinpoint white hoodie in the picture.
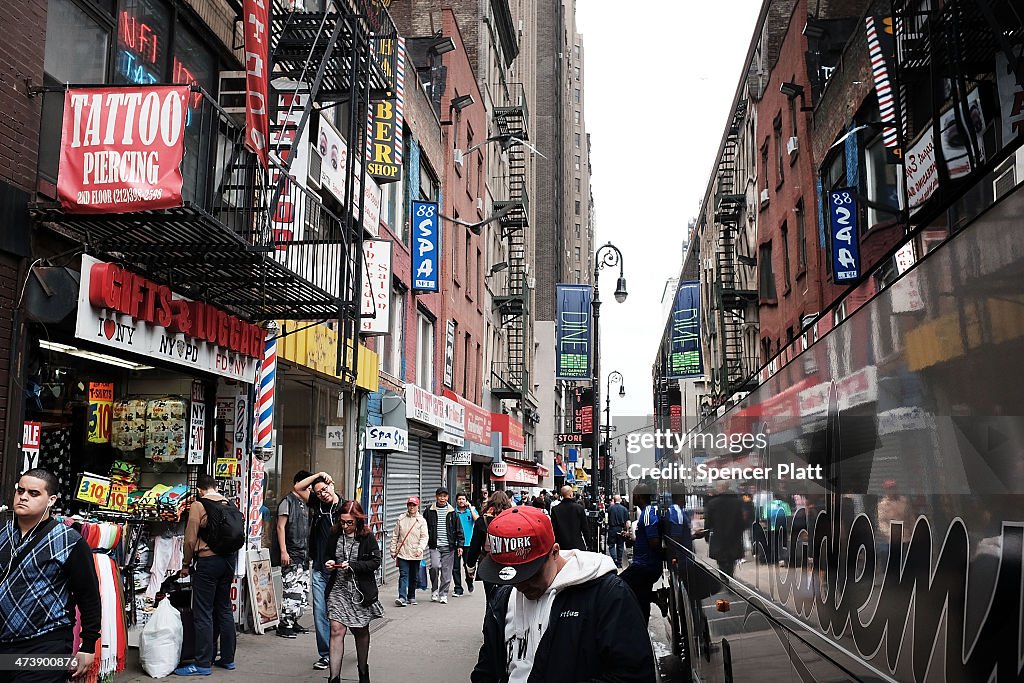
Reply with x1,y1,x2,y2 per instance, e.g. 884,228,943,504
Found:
505,550,617,683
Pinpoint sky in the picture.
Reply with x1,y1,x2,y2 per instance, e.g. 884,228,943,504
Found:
575,0,764,419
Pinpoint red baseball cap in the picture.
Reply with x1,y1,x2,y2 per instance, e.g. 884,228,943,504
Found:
478,506,555,585
406,496,420,505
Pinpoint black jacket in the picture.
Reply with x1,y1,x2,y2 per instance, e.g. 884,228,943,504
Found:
465,513,494,566
704,491,745,562
471,572,656,683
550,500,587,550
423,505,464,550
325,531,381,607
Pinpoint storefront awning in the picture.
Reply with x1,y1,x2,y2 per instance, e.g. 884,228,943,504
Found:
278,321,379,391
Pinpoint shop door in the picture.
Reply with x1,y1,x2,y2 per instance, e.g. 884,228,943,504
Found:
417,438,445,505
384,449,420,582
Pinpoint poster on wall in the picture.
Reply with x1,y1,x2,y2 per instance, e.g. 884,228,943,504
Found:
666,282,703,379
58,86,190,213
21,422,41,473
87,382,114,444
246,549,279,634
411,201,440,291
555,284,591,380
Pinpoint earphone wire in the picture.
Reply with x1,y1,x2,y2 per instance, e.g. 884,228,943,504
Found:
3,512,46,584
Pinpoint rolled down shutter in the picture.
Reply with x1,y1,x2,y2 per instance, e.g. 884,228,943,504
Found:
384,449,420,581
418,438,445,504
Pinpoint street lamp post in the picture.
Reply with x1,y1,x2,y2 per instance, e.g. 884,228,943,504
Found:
605,371,624,494
591,242,627,504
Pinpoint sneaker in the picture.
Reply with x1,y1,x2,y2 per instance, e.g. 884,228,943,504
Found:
213,660,236,671
452,590,463,598
409,598,418,605
277,626,297,638
439,594,448,604
467,581,474,593
313,656,330,670
430,591,439,602
174,664,211,676
395,597,407,607
293,624,310,634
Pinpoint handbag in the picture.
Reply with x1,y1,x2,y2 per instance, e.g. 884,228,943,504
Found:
393,518,417,567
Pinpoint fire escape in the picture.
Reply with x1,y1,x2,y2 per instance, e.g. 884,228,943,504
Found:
713,100,757,401
490,83,531,400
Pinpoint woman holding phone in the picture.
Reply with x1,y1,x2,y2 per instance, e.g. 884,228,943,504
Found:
324,500,383,683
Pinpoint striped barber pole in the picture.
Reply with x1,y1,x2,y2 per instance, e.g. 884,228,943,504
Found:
256,332,277,451
865,16,899,152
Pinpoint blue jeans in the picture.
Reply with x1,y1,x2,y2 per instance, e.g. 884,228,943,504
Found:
608,532,625,567
310,566,330,659
397,558,419,601
192,555,236,667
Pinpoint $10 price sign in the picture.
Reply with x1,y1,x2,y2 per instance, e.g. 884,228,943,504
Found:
76,472,112,506
87,382,114,443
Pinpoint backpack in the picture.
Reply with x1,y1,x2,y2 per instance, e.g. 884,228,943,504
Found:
198,497,245,556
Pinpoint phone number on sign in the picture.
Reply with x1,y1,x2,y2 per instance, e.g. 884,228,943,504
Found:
0,656,78,670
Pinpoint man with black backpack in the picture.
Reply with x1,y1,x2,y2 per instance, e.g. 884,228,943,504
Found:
176,474,245,676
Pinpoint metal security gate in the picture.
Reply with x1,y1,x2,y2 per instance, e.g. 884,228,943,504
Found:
417,438,445,504
384,449,420,582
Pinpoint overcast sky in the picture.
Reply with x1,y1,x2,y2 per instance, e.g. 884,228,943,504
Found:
575,0,763,419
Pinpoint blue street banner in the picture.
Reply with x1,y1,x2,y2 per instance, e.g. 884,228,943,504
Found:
411,200,439,291
555,284,591,380
828,188,861,282
666,281,703,379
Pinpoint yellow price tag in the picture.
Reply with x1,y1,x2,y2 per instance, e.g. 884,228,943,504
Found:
101,483,129,512
215,458,235,479
76,473,112,505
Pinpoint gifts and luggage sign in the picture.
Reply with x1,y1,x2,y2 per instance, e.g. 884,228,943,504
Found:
828,189,861,282
412,201,439,291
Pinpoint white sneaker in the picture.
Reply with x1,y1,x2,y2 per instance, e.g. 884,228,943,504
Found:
395,597,407,607
430,591,439,602
439,594,448,604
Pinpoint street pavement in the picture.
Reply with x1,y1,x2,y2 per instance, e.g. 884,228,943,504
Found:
119,579,486,682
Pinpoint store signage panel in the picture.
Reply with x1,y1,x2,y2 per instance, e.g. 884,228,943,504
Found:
76,472,112,506
76,255,259,383
365,38,405,183
440,397,466,447
667,282,703,378
905,127,939,213
318,115,382,237
828,189,861,282
490,462,538,485
365,425,408,452
555,284,591,380
443,320,456,388
442,390,491,446
58,86,189,213
997,47,1024,144
326,425,345,449
446,450,472,466
491,413,525,452
360,239,392,336
411,201,440,291
242,0,269,166
404,383,445,429
21,422,41,473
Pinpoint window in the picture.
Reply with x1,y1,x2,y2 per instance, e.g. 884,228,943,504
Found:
760,142,769,192
115,0,171,85
796,199,807,271
574,200,581,215
773,114,784,184
381,286,405,376
788,95,798,137
452,210,460,286
574,89,581,103
822,151,846,273
575,270,581,283
383,171,405,237
574,66,580,81
574,177,581,193
575,223,581,238
574,133,581,148
416,311,435,390
477,248,483,306
463,333,471,395
865,135,903,228
781,221,791,290
758,242,777,299
475,342,482,402
574,154,580,170
465,232,473,297
575,246,581,262
574,44,580,58
574,111,581,124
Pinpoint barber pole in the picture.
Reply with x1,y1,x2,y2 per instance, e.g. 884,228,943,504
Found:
255,330,277,452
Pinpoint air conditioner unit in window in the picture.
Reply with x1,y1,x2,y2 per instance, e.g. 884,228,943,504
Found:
993,147,1024,200
218,71,247,116
786,136,799,155
453,148,465,169
475,197,484,211
759,188,770,205
307,145,323,190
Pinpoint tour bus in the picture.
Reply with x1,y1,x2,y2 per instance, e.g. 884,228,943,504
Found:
658,186,1024,682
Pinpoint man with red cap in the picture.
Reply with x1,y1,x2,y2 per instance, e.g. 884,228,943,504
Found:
472,506,655,682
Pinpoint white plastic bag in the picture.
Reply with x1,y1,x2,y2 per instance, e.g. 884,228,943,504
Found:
139,598,183,678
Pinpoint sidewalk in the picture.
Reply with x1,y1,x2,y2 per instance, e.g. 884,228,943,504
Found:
119,579,485,682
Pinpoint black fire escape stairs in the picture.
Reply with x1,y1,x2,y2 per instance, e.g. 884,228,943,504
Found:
714,100,757,401
269,0,397,380
490,85,530,401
